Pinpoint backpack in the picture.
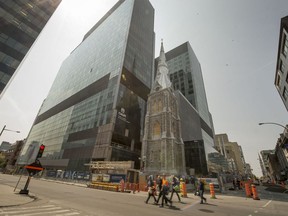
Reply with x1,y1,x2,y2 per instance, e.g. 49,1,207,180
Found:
175,177,180,186
162,184,169,195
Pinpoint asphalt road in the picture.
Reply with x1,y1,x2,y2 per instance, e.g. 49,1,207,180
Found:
1,174,288,216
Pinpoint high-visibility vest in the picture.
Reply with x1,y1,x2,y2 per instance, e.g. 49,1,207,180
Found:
162,179,168,186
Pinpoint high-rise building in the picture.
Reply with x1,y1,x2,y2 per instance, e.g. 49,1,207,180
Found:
260,149,274,179
275,16,288,111
18,0,155,173
0,0,61,97
156,42,215,175
215,134,246,175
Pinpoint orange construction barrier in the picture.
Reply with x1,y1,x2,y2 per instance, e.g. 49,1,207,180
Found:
245,182,252,198
209,183,216,199
251,184,260,200
180,182,188,197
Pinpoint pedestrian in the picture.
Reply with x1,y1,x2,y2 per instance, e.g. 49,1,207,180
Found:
158,176,172,208
120,178,125,192
156,175,163,203
156,175,162,195
199,179,207,204
233,178,237,190
170,175,181,202
145,175,157,204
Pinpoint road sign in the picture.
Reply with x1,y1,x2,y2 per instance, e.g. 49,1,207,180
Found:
24,161,44,176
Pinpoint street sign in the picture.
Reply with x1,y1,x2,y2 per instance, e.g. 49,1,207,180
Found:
24,161,44,176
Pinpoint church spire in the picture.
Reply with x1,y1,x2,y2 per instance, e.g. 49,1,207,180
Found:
152,40,172,92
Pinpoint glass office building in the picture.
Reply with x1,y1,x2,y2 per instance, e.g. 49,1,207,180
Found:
18,0,155,173
157,42,215,175
0,0,61,97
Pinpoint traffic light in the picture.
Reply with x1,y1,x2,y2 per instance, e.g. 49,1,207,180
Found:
36,144,45,159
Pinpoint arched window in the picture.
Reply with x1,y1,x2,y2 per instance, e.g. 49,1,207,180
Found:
158,99,162,112
152,100,157,112
172,121,176,137
153,121,161,139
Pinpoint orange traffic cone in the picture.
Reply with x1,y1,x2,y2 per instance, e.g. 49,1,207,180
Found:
209,183,216,199
245,182,252,198
251,184,260,200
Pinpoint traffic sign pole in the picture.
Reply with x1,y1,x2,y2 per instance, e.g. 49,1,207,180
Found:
19,176,31,194
19,161,44,195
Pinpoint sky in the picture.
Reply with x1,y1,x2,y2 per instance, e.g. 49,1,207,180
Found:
0,0,288,177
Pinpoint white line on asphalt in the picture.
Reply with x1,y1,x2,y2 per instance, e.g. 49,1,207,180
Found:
262,200,272,208
55,212,80,216
21,209,70,216
254,210,258,213
182,201,199,210
0,207,62,214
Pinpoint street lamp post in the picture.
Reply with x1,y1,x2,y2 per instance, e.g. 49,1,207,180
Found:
258,122,288,130
259,122,288,180
0,125,20,137
258,122,288,137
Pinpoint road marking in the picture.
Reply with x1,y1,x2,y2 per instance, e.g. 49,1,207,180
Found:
57,213,80,216
254,210,258,213
0,205,80,216
0,207,62,214
182,201,199,210
262,200,272,208
21,209,70,216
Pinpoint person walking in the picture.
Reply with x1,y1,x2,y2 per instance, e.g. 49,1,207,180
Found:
145,175,157,204
170,175,181,202
199,179,207,204
156,175,163,204
157,176,172,208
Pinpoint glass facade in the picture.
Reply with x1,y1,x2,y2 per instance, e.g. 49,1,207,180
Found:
18,0,155,173
161,42,215,175
0,0,61,96
165,42,212,128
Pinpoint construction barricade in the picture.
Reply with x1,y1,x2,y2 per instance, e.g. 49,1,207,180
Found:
209,183,216,199
245,182,252,198
88,182,119,192
251,184,260,200
180,182,188,197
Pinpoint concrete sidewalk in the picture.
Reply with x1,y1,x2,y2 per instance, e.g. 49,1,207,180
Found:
0,184,35,207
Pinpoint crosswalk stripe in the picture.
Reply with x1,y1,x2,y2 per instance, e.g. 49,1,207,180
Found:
0,207,62,214
21,209,70,216
0,204,80,216
55,212,80,216
1,205,55,211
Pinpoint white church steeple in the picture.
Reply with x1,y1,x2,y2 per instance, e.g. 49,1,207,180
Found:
152,40,172,92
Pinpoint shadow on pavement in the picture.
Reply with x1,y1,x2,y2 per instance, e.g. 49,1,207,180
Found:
198,209,214,213
201,203,218,207
168,206,181,211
